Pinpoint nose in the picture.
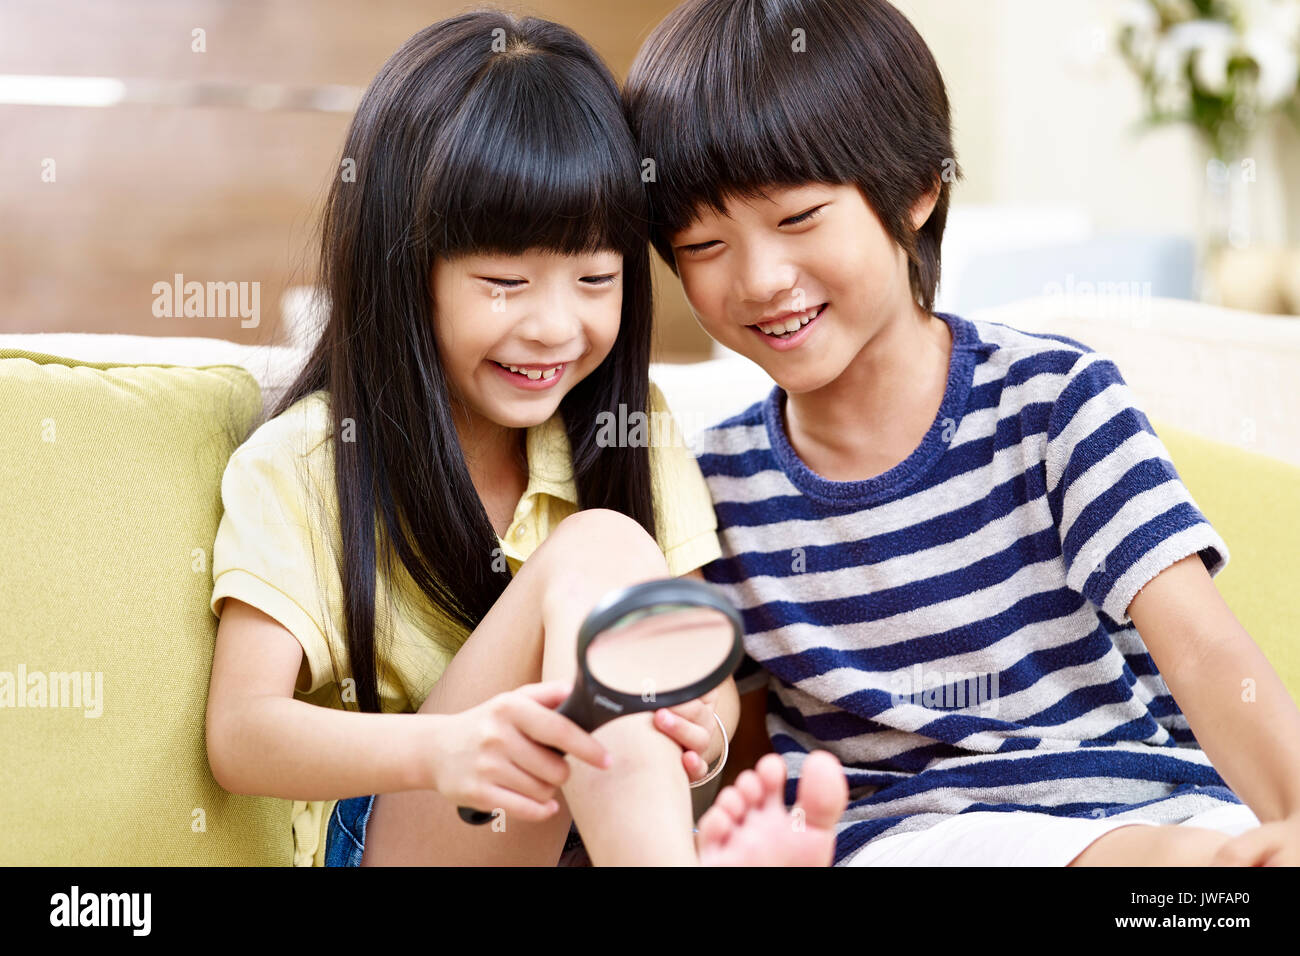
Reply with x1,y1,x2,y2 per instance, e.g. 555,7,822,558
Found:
735,240,799,309
513,282,585,350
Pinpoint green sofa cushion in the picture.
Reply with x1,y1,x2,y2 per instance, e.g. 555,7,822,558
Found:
0,348,293,865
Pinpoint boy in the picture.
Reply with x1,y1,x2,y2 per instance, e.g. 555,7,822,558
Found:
625,0,1300,865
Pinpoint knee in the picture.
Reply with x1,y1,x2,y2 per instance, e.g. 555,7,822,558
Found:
551,508,653,544
1112,825,1233,866
1159,826,1233,866
534,509,667,624
541,508,661,568
1068,822,1230,867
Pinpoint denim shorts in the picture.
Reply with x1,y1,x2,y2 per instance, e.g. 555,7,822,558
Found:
324,794,375,867
323,794,587,866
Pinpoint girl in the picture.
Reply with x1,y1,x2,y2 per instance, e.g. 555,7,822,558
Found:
203,10,847,867
623,0,1300,867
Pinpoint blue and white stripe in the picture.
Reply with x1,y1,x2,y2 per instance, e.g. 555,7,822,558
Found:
695,312,1237,865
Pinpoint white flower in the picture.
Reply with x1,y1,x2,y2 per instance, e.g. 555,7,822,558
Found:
1152,29,1192,88
1179,21,1239,93
1118,0,1160,32
1242,28,1300,107
1231,0,1300,106
1118,0,1160,65
1152,20,1235,101
1232,0,1300,44
1118,0,1300,120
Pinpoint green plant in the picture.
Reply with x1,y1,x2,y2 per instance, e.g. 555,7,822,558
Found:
1117,0,1300,159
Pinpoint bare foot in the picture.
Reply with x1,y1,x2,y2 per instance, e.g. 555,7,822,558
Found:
696,750,848,867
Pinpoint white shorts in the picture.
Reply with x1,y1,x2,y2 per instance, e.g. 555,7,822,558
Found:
844,802,1262,867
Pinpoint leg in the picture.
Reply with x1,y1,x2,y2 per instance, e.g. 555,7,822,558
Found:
361,509,696,865
1068,824,1233,866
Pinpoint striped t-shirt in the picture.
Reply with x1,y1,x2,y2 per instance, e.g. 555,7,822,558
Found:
694,311,1242,865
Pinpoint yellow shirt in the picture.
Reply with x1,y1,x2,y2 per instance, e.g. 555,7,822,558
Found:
209,382,722,865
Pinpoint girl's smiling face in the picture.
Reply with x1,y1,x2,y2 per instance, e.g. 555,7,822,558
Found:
432,248,624,431
669,183,937,394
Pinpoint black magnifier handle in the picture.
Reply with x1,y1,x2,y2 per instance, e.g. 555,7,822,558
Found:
456,703,578,824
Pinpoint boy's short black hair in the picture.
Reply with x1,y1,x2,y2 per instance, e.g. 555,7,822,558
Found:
624,0,961,313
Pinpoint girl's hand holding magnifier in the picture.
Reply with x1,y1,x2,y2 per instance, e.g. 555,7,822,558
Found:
434,681,613,824
654,686,723,783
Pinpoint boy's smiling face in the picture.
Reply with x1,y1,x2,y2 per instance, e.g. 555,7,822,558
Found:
669,183,938,394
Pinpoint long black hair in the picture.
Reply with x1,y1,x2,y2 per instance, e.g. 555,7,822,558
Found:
273,11,657,714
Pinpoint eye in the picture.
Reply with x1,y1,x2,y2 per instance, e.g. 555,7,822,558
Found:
480,277,525,288
678,240,719,256
781,205,826,227
580,273,620,286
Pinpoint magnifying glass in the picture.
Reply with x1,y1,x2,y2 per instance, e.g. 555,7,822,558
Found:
457,577,744,824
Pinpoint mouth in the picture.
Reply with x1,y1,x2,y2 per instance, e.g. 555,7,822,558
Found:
746,303,827,349
489,360,568,390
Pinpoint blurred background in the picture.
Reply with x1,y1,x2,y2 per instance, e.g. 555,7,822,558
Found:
2,0,1299,361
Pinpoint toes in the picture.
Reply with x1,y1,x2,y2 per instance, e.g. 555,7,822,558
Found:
714,784,750,824
795,750,849,830
696,803,735,848
755,752,787,798
734,768,765,807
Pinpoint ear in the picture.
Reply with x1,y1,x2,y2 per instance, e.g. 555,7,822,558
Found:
910,178,942,231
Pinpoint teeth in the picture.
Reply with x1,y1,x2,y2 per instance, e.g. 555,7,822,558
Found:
497,362,561,380
756,306,820,335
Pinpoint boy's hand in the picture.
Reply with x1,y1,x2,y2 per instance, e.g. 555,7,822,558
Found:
1211,815,1300,866
653,685,722,783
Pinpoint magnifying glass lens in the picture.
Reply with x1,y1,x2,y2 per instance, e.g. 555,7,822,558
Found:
584,604,735,696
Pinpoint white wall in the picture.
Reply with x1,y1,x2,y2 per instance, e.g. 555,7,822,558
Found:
893,0,1298,245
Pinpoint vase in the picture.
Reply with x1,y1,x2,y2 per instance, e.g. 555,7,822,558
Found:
1197,148,1253,305
1196,120,1292,311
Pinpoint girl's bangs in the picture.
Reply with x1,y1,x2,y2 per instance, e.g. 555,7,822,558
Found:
422,59,646,259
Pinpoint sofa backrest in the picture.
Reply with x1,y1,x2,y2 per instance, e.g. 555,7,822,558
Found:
0,333,309,423
970,296,1300,469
